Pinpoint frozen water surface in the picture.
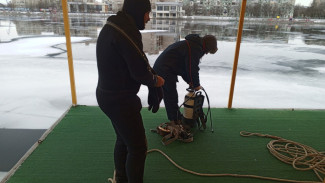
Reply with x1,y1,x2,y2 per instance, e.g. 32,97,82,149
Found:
0,17,325,130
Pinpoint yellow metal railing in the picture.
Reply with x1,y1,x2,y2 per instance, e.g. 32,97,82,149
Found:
228,0,247,109
62,0,77,106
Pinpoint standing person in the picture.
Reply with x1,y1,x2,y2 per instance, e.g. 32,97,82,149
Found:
96,0,165,182
153,34,217,123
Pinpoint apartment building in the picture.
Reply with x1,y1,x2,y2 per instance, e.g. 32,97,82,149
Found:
152,1,185,18
11,0,61,11
67,0,104,13
184,0,240,16
104,0,123,13
217,0,240,15
11,0,25,8
67,0,123,13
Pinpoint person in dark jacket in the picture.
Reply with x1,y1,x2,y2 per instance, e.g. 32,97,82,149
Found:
96,0,164,182
153,34,217,123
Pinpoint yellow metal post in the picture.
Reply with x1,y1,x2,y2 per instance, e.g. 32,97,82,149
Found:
228,0,247,109
62,0,77,106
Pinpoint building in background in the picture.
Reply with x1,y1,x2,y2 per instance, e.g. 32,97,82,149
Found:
10,0,25,9
10,0,109,13
183,0,240,16
217,0,240,16
67,0,104,13
67,0,125,13
182,0,295,17
104,0,123,13
152,1,185,18
7,0,298,18
11,0,61,11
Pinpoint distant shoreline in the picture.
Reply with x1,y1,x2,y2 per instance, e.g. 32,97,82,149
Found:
1,11,325,24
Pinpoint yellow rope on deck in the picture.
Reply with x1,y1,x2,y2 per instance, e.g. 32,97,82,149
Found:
146,131,325,183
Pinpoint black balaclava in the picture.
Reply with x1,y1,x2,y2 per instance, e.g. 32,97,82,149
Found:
203,35,218,54
122,0,151,30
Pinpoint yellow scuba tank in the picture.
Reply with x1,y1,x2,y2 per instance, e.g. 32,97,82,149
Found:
183,89,195,120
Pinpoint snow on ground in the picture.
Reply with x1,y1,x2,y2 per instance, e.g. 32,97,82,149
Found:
0,36,91,129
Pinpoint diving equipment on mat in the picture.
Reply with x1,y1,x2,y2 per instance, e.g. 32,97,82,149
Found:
151,121,193,145
181,88,207,129
180,87,213,132
151,87,213,145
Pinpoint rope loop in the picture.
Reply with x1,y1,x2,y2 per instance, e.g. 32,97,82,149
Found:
241,131,325,182
240,131,283,140
145,132,325,183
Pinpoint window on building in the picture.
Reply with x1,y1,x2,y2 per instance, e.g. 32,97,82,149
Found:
157,6,163,11
171,13,176,17
171,6,176,11
164,6,169,11
165,13,169,17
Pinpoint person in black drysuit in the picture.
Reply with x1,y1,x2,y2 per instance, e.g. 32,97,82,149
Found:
153,34,217,123
96,0,164,182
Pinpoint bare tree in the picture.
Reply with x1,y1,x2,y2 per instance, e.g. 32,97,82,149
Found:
215,5,223,16
293,5,307,18
246,4,255,17
183,3,193,16
251,3,261,17
300,2,325,18
7,1,15,10
261,3,272,17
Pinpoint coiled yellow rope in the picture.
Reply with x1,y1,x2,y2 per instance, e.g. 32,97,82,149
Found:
146,131,325,183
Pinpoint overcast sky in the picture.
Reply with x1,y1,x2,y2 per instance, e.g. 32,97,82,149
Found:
295,0,313,6
0,0,314,6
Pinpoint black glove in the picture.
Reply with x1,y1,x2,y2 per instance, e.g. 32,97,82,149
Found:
148,86,163,113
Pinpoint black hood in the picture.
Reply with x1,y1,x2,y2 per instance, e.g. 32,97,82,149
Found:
107,11,143,50
122,0,151,30
185,34,202,45
185,34,205,58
